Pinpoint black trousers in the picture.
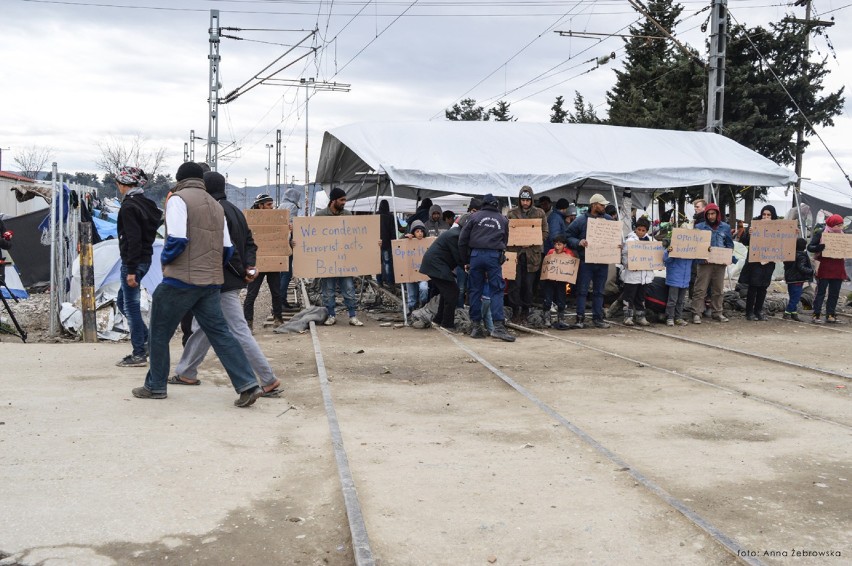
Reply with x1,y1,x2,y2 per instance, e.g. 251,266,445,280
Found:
243,272,282,321
508,253,535,311
745,285,768,315
432,277,460,329
622,283,647,311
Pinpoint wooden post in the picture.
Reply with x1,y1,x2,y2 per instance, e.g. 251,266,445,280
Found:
79,222,97,342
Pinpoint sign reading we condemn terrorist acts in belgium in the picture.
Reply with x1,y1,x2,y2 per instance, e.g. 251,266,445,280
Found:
293,216,380,278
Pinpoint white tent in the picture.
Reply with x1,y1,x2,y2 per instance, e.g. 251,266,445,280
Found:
315,122,797,207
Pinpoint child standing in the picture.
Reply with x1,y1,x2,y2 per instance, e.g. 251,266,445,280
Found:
782,237,814,321
663,246,694,327
541,234,575,329
807,214,848,324
405,220,430,312
620,217,654,326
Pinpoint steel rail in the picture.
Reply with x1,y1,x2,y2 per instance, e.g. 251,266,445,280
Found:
438,327,765,566
299,281,376,566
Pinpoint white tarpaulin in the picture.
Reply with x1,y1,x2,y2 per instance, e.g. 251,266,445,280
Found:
315,122,797,203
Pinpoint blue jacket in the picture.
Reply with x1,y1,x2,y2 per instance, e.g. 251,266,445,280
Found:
544,209,567,251
565,212,615,261
663,250,693,288
694,220,733,265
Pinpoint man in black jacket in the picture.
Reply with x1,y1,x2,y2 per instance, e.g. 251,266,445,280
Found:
168,172,282,395
115,166,161,367
420,215,467,331
459,193,514,342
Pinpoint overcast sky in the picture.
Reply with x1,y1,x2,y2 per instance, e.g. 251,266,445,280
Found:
1,0,850,201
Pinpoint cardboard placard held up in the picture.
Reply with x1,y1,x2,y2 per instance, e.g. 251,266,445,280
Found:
508,219,543,247
626,240,664,271
243,209,291,272
540,253,579,283
821,232,852,259
391,237,435,283
293,215,380,278
502,251,517,280
584,218,622,264
708,247,733,265
747,220,798,262
669,228,710,259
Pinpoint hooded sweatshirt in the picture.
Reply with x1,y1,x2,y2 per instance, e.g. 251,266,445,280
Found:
694,203,733,263
784,237,814,284
117,189,162,272
423,204,450,237
507,186,549,271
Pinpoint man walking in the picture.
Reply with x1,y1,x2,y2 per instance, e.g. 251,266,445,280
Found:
132,162,262,407
169,171,282,396
506,186,548,323
317,187,363,327
565,193,616,329
459,193,514,342
115,166,161,367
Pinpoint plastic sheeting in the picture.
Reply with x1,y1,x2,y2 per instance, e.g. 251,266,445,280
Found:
316,122,797,202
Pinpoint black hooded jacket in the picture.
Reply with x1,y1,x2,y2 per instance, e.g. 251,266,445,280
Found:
117,191,162,271
738,205,778,287
378,200,396,251
204,172,258,292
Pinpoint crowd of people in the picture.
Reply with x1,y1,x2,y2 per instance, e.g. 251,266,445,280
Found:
114,162,847,405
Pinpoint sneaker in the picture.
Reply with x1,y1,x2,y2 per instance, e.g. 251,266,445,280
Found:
469,323,487,339
592,319,611,329
812,315,824,325
623,318,635,326
782,312,791,320
323,316,336,326
132,386,166,400
666,319,675,327
756,312,768,321
790,312,800,322
349,316,364,327
117,354,148,368
826,314,837,324
692,314,702,324
675,319,689,326
745,313,757,321
712,314,729,323
234,386,262,408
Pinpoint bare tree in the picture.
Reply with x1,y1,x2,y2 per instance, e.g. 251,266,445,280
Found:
95,135,168,181
13,145,54,179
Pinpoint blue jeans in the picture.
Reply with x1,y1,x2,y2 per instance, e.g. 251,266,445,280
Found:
322,277,357,317
144,284,257,395
118,263,150,357
406,281,429,309
468,249,505,323
379,249,395,286
543,280,566,311
455,266,467,307
786,283,805,313
279,255,294,304
575,262,608,320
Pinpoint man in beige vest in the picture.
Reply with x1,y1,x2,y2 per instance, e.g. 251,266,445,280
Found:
132,162,262,407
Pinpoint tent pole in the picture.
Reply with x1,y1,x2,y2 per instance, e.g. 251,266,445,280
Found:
610,185,625,239
792,185,806,238
388,176,408,326
48,164,58,336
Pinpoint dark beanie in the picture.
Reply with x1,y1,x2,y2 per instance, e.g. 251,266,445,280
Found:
203,171,227,199
483,193,498,206
176,161,204,181
329,187,346,201
468,197,483,212
555,198,570,210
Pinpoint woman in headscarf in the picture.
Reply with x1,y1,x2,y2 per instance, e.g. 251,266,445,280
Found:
738,205,779,321
807,213,848,324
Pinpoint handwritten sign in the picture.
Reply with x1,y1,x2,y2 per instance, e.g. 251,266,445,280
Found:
626,240,664,271
508,219,543,247
821,233,852,259
293,215,380,278
670,228,710,259
540,253,579,283
708,247,733,265
243,209,291,272
585,218,622,264
502,251,517,280
747,220,798,262
392,237,435,283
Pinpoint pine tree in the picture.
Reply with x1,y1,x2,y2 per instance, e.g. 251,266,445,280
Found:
550,95,568,123
567,92,602,124
489,100,515,121
445,98,490,121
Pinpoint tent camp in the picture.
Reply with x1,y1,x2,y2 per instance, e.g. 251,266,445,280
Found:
315,122,798,209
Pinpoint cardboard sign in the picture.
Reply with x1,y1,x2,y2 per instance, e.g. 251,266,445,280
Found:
540,253,579,283
243,209,291,272
502,251,517,281
391,237,435,284
585,218,622,264
821,232,852,259
293,215,380,278
626,240,664,271
508,219,543,247
747,220,798,262
708,247,733,265
670,228,710,259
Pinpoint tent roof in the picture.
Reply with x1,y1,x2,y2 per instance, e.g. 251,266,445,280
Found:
315,121,797,201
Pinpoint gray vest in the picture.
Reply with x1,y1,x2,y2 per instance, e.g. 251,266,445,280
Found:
163,179,225,286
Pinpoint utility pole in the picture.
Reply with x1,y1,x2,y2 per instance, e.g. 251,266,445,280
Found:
265,143,273,189
704,0,728,203
206,10,221,170
183,143,189,163
275,129,282,206
190,129,200,162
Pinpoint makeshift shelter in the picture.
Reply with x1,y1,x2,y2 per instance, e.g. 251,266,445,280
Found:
69,239,164,303
2,263,28,299
315,122,798,209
